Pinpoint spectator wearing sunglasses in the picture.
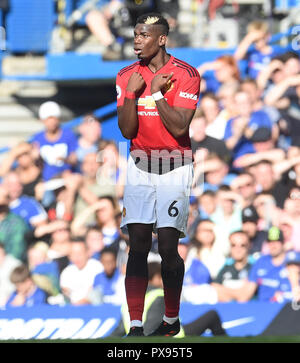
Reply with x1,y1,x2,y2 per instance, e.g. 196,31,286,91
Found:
220,226,292,303
211,231,253,302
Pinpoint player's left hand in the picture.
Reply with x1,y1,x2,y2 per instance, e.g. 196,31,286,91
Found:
151,72,173,94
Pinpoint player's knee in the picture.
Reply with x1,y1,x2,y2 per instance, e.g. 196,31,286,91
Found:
158,245,180,263
128,243,151,255
128,236,152,254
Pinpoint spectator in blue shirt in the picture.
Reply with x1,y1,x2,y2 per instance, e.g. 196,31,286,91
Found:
225,226,292,302
27,241,61,296
234,20,277,80
178,240,218,304
31,101,78,181
90,246,125,305
3,171,47,230
6,264,49,307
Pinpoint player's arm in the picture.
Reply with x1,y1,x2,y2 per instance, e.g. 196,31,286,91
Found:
156,102,195,138
152,73,198,138
117,71,145,139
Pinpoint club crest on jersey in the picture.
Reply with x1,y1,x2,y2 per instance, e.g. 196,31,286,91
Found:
116,85,121,99
162,79,174,94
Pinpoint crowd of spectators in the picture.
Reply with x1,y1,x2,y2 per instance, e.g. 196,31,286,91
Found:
0,19,300,314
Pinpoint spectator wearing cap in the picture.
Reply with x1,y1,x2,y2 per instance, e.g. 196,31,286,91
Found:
285,250,300,302
225,226,292,302
241,205,267,255
212,231,254,302
31,101,78,181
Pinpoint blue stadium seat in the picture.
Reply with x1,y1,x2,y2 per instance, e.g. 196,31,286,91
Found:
274,0,300,12
6,0,56,53
71,0,103,26
74,0,93,26
64,0,75,19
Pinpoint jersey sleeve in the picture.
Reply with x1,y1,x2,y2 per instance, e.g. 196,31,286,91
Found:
173,73,201,109
116,72,127,107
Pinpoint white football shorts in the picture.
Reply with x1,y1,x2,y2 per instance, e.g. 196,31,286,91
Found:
120,155,194,237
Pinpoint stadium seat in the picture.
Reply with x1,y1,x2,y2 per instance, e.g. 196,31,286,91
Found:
6,0,56,53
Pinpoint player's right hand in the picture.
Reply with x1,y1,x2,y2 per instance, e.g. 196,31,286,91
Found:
126,72,145,93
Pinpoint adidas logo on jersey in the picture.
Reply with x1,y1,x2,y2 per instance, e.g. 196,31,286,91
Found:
179,91,197,100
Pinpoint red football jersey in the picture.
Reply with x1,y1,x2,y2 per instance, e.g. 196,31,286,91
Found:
116,55,200,159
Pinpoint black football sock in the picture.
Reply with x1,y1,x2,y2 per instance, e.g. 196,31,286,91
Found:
161,257,185,318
